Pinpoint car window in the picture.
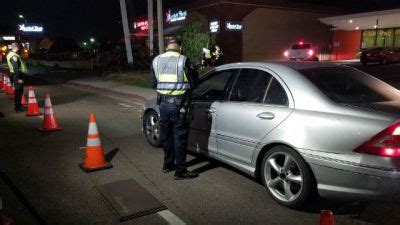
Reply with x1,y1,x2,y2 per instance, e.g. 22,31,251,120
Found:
229,69,272,103
299,67,400,104
291,44,311,49
264,78,289,106
191,70,236,101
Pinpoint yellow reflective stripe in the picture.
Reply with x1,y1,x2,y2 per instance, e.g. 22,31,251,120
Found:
158,90,186,95
6,52,27,73
183,71,188,82
158,74,178,82
161,51,180,57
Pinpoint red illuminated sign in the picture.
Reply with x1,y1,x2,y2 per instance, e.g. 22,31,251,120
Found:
134,20,148,31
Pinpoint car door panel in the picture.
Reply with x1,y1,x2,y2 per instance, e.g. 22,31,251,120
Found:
188,101,220,154
187,69,238,154
216,103,292,164
215,69,293,164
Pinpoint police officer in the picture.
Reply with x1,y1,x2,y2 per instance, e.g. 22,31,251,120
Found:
6,42,27,112
150,38,198,180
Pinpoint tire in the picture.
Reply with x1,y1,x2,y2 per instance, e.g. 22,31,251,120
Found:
381,57,388,65
144,110,163,147
261,145,314,208
314,57,319,62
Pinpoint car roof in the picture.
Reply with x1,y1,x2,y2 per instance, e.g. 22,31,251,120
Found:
216,61,339,71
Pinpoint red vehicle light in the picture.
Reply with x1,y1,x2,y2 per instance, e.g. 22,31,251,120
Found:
308,49,314,56
299,41,303,45
354,122,400,157
284,50,289,57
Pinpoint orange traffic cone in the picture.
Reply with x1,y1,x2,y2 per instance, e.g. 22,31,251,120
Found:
6,77,12,95
0,74,3,89
21,94,27,106
79,113,112,172
39,93,62,132
1,75,7,92
26,86,42,117
319,210,334,225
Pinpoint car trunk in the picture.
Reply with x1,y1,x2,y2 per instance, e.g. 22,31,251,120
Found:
344,101,400,116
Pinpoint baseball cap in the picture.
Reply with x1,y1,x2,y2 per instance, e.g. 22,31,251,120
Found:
167,38,182,46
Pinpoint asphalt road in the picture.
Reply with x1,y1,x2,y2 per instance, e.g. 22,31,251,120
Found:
1,64,400,225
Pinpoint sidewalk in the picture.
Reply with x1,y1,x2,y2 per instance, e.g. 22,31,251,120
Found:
66,77,157,106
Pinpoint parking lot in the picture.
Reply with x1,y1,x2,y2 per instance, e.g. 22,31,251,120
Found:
1,62,400,225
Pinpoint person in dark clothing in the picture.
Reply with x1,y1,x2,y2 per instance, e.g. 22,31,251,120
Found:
6,42,27,112
149,38,199,180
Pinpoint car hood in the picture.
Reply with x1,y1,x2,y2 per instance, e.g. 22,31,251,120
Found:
344,101,400,116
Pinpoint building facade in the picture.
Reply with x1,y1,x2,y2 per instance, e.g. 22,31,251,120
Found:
320,8,400,60
162,0,348,63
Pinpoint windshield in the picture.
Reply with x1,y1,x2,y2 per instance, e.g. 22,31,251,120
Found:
299,67,400,104
291,44,311,49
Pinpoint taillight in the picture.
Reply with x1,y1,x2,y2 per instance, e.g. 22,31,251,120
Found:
308,49,314,56
354,122,400,157
284,50,289,57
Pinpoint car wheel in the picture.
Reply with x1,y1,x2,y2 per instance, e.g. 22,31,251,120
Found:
362,60,367,66
261,145,314,208
381,57,388,65
144,110,163,147
314,57,319,62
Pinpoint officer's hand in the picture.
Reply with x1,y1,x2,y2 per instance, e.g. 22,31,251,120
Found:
17,79,23,84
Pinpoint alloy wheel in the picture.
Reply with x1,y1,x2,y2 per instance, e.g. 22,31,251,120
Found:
263,152,304,203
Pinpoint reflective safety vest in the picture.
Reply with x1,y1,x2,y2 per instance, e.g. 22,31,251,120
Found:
6,51,28,74
152,51,190,96
203,48,211,59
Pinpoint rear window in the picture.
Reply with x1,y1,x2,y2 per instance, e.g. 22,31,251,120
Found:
291,44,311,49
299,67,400,104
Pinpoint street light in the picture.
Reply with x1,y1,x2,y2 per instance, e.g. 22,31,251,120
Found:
18,14,24,19
90,38,95,43
83,42,88,47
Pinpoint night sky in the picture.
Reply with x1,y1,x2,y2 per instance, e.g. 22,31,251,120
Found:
1,0,400,42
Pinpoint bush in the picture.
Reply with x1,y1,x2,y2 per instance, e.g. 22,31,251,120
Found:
181,22,215,66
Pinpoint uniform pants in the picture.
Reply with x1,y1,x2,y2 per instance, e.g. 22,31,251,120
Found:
14,83,23,110
159,101,188,176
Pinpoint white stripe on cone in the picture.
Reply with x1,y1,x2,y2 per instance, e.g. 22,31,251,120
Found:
28,98,37,104
44,108,54,115
88,123,99,135
29,90,35,98
45,97,52,106
87,138,102,147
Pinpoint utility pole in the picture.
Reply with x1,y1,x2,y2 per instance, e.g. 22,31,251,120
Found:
119,0,134,64
148,0,154,56
157,0,164,54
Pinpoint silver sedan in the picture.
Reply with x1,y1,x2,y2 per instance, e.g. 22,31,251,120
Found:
142,62,400,208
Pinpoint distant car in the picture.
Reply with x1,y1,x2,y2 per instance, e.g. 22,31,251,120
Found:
360,47,400,65
284,42,319,61
142,61,400,208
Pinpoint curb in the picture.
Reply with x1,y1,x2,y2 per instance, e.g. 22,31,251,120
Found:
65,81,148,107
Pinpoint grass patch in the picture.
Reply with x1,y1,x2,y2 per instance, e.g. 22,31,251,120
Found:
103,71,149,88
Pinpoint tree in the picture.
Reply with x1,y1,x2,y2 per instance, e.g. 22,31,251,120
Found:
181,22,215,66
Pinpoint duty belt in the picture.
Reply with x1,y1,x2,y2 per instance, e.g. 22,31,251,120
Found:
160,95,184,104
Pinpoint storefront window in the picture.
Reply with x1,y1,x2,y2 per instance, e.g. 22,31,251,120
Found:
395,29,400,47
377,29,394,47
362,30,376,48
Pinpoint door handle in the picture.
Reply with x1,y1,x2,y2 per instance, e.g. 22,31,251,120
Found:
205,108,216,113
257,112,275,120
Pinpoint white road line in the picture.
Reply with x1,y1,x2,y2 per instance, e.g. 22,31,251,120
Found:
38,115,44,120
118,103,133,108
157,210,186,225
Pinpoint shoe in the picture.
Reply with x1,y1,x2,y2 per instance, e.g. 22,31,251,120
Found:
174,171,198,180
162,165,175,173
15,108,22,113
